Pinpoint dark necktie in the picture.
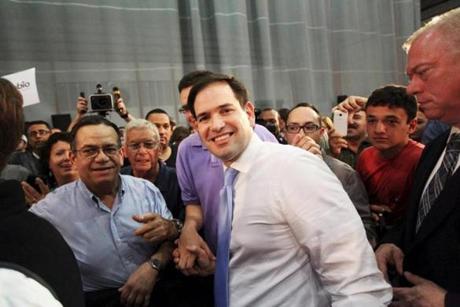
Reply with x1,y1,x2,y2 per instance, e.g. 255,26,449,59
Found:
214,167,239,307
416,133,460,231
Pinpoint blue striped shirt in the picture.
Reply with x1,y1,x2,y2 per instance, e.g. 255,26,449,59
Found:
30,175,172,291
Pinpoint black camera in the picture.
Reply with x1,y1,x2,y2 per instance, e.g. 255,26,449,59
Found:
89,84,113,112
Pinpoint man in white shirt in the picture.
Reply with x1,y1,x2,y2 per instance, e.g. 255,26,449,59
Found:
178,72,391,306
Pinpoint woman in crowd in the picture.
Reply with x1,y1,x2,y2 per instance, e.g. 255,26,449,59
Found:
22,132,79,204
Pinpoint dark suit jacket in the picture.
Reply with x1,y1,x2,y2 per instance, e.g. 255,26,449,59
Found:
382,131,460,305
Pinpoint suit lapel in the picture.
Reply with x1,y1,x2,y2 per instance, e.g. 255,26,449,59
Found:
405,132,450,251
404,132,449,252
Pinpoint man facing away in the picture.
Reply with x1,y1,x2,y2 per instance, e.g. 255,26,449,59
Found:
177,73,391,306
30,116,182,307
0,78,84,307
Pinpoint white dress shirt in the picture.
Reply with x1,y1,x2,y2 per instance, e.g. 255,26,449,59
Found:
228,134,391,307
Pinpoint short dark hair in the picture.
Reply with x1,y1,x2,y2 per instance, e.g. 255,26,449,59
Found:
187,73,249,118
41,132,72,166
26,120,51,135
365,85,417,122
287,102,322,126
69,115,121,150
278,108,290,122
178,70,214,93
145,108,170,120
0,78,24,170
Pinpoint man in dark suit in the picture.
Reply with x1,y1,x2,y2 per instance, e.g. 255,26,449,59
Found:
375,8,460,307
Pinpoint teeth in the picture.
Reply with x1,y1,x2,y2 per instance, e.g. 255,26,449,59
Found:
214,134,230,142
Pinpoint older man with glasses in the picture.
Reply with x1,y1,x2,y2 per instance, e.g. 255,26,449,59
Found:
30,115,182,307
285,103,377,246
122,119,184,220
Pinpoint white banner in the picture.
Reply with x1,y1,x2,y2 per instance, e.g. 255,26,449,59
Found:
2,68,40,107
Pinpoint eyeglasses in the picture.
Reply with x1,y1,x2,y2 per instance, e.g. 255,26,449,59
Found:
29,129,50,138
286,123,320,134
73,145,120,159
127,141,158,151
178,105,190,113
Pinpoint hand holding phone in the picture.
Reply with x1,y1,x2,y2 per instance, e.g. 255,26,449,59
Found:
333,110,348,137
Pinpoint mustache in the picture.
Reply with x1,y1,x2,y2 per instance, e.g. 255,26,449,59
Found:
348,123,360,129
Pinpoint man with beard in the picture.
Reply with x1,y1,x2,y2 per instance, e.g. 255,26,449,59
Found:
145,109,177,168
329,96,370,168
9,120,51,176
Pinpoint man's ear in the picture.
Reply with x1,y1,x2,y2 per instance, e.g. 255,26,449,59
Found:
244,101,256,126
408,118,417,134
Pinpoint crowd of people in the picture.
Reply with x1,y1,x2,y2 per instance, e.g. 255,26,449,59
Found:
1,6,460,307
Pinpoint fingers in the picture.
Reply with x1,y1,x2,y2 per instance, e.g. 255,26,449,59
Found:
403,272,426,285
21,181,44,204
293,136,322,156
35,177,50,195
133,213,161,224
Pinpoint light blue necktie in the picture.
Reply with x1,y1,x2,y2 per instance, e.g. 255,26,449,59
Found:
214,167,239,307
417,133,460,231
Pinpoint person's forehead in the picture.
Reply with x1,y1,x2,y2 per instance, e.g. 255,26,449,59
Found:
260,110,277,118
126,127,155,140
288,107,319,123
75,125,118,144
28,123,48,132
179,86,192,105
366,105,408,118
148,113,170,124
195,82,240,111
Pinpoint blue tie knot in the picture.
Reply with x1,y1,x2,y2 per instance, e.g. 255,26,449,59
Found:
224,167,239,187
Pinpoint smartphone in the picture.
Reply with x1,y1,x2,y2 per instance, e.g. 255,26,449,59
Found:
333,110,348,136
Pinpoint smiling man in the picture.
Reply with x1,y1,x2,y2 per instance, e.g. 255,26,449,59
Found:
30,116,182,307
356,85,424,240
181,73,391,307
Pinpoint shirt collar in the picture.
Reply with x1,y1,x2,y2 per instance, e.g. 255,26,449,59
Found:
77,176,125,209
229,133,263,174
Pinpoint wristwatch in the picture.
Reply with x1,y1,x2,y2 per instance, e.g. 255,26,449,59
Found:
149,258,163,272
171,218,183,236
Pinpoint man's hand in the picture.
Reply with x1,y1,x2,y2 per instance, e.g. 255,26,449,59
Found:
118,262,158,307
21,178,50,205
173,244,215,276
375,243,404,281
133,213,177,244
175,225,214,275
328,128,349,157
392,272,446,307
370,204,393,222
115,98,133,122
289,134,322,157
76,96,88,115
333,95,367,113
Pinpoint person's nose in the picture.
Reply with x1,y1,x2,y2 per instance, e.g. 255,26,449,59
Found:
210,115,225,131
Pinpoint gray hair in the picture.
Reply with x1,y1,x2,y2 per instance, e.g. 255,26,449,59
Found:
124,119,160,144
403,7,460,53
